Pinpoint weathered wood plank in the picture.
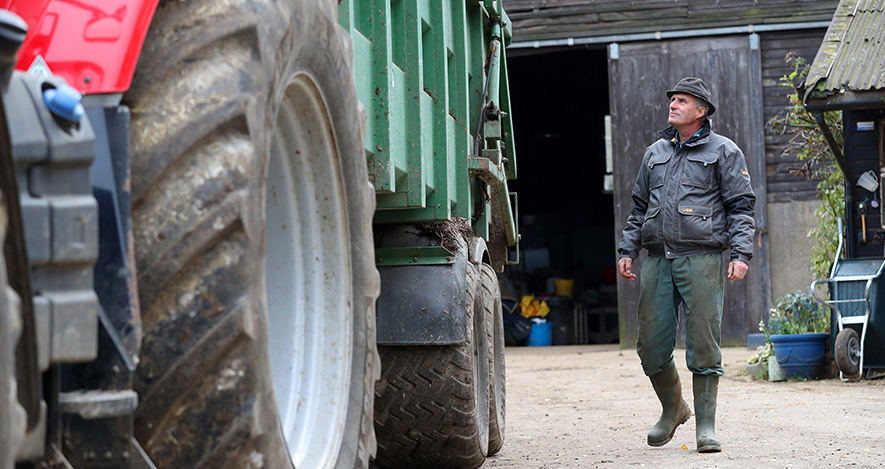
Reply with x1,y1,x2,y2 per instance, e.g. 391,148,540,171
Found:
509,3,688,19
768,190,820,202
767,181,822,192
760,29,829,196
507,0,690,13
504,0,838,43
768,166,817,180
598,7,689,23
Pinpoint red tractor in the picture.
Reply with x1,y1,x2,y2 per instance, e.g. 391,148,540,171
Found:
1,1,381,468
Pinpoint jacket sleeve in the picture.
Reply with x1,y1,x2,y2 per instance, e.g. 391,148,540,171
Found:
618,149,652,259
719,146,756,262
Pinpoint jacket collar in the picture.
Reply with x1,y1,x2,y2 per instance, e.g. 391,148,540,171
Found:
657,118,712,147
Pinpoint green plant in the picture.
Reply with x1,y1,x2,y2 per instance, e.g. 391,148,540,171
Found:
768,53,845,280
760,290,829,337
747,342,774,380
748,342,774,365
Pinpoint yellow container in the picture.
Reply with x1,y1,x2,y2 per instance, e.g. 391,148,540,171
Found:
553,279,574,297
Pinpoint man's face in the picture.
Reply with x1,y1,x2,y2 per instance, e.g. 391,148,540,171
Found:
668,93,706,128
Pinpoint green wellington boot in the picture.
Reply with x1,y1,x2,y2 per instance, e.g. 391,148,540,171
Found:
647,365,692,446
693,374,721,453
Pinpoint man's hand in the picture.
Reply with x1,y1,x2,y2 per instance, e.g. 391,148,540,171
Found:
618,257,637,281
728,260,749,280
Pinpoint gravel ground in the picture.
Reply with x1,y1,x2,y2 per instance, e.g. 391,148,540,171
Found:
483,345,885,469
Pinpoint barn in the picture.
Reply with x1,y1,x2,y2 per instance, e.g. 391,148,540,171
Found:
502,0,840,346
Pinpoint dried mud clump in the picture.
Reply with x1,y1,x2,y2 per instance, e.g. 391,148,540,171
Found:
415,216,473,254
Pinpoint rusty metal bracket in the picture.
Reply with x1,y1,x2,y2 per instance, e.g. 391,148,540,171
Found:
58,390,138,420
505,192,520,266
468,156,506,186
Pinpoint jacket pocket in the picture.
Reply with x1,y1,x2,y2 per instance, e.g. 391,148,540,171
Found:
682,153,719,189
678,205,713,242
648,154,671,191
640,206,662,246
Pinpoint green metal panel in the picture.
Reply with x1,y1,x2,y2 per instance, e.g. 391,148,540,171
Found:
339,0,518,250
375,246,456,266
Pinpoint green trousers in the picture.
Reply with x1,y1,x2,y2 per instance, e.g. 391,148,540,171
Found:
636,254,725,377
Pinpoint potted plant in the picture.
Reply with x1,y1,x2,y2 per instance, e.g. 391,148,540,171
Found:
760,290,830,380
746,342,774,380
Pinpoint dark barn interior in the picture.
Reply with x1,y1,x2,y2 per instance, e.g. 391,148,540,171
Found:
505,47,619,344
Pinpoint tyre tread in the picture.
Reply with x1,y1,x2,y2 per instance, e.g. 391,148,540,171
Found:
374,263,487,469
834,328,860,376
128,2,378,468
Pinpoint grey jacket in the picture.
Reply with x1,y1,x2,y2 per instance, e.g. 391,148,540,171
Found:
618,120,756,262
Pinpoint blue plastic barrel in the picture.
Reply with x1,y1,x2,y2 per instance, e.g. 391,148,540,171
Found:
528,322,553,346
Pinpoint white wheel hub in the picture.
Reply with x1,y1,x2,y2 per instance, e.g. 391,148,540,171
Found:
265,72,352,469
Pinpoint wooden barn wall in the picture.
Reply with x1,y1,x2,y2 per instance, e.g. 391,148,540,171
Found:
503,0,838,43
760,29,830,203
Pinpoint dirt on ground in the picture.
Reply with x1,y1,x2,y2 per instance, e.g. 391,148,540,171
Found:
484,345,885,469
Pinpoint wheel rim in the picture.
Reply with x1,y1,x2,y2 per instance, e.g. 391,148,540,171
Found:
848,336,860,366
471,272,490,453
493,292,505,427
265,72,352,469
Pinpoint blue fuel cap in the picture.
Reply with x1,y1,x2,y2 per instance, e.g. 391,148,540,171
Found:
43,84,85,122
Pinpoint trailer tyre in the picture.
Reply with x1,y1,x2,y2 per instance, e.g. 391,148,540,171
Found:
125,1,379,468
834,328,861,376
374,256,490,468
481,264,506,456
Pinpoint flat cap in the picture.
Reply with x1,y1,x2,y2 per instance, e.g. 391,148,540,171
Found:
666,77,716,116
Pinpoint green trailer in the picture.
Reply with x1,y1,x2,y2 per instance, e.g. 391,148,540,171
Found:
340,1,519,467
340,0,517,251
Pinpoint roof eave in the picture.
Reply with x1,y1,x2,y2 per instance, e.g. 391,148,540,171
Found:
804,89,885,111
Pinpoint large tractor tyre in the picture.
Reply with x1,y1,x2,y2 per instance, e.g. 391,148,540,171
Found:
834,328,861,377
0,192,25,469
124,1,379,468
480,264,506,456
373,257,490,469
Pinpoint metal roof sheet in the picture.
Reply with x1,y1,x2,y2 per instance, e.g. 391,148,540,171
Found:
803,0,885,105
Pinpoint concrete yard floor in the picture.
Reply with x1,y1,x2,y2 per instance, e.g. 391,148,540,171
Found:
484,345,885,469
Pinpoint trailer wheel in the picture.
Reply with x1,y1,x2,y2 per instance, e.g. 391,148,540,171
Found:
124,1,378,468
834,328,861,376
374,257,489,468
481,264,506,456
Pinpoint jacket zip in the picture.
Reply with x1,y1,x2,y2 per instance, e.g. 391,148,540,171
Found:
661,146,679,257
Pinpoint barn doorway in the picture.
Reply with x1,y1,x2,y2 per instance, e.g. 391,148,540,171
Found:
505,47,619,345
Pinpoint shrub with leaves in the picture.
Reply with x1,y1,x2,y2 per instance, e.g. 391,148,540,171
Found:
760,290,829,337
768,53,845,280
746,342,775,380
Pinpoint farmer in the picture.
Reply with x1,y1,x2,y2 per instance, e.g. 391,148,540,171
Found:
616,77,756,453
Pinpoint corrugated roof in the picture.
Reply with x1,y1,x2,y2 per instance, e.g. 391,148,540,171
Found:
803,0,885,105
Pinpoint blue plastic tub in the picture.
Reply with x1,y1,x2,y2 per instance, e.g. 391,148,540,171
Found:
528,322,553,346
770,333,829,380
